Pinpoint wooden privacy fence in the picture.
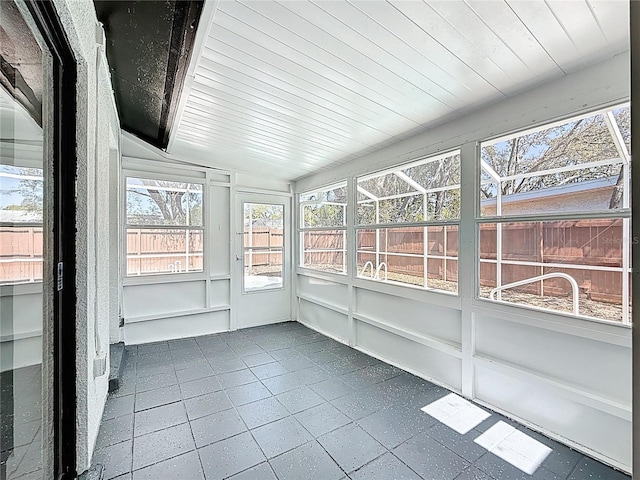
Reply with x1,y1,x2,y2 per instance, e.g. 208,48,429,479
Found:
0,226,43,283
308,220,628,304
356,226,459,282
243,228,283,267
126,228,204,275
3,222,629,303
479,219,627,304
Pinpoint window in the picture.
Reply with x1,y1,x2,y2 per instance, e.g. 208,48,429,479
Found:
126,176,204,276
356,151,460,292
299,183,347,274
244,202,284,291
479,105,631,323
0,166,44,284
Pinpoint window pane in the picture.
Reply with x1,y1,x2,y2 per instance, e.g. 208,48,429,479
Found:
358,172,416,200
480,107,629,217
0,167,44,284
244,248,283,291
356,226,458,293
427,225,459,293
300,184,347,228
0,3,46,475
357,152,460,225
0,225,43,283
244,203,284,291
401,154,460,190
126,228,203,275
126,177,203,226
301,230,345,274
479,220,631,322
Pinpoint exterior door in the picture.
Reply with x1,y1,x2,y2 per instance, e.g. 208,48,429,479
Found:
234,193,291,328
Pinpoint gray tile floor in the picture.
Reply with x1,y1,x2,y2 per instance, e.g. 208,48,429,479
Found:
93,322,630,480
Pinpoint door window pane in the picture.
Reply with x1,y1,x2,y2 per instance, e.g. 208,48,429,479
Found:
243,203,284,292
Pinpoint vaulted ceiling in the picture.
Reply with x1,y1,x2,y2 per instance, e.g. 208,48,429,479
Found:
102,1,630,182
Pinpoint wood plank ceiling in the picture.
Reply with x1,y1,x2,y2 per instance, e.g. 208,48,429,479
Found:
167,0,629,181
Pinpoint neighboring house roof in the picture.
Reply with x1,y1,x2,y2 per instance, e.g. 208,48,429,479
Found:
0,209,42,223
481,175,619,206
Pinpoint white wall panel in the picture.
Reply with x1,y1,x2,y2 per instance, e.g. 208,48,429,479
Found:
0,290,42,372
355,320,462,391
0,336,41,373
355,288,461,346
124,310,230,345
475,316,631,404
475,364,631,472
123,281,206,319
298,299,349,342
210,279,230,307
0,290,42,338
210,185,230,276
297,275,349,308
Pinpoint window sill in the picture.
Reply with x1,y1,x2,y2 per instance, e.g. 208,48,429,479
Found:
123,272,207,286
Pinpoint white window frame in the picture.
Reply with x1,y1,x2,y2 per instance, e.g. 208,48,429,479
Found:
298,181,348,275
477,104,631,325
355,150,461,295
123,168,207,284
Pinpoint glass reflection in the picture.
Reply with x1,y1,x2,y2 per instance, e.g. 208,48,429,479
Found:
1,1,46,478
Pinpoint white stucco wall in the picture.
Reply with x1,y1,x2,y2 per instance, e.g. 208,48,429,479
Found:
52,0,120,472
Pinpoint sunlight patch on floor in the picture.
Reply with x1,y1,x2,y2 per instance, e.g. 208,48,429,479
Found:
475,421,552,474
420,393,491,434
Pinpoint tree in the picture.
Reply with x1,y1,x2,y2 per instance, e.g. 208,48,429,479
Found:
481,108,630,208
0,167,44,219
127,179,202,226
302,186,347,227
357,154,461,223
245,203,283,228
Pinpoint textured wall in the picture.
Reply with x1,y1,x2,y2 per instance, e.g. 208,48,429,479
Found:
52,0,120,472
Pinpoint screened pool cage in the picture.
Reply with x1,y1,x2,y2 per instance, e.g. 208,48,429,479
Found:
299,105,631,324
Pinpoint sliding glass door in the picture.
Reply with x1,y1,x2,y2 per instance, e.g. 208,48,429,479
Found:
1,1,76,479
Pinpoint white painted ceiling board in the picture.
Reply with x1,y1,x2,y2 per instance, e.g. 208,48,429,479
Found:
274,0,457,114
185,87,368,147
193,67,392,140
196,54,406,131
352,1,500,99
315,0,486,107
425,1,547,90
505,1,581,72
181,108,348,156
180,117,332,161
207,7,443,121
168,0,629,182
388,1,514,94
188,81,361,140
464,0,562,75
182,102,359,154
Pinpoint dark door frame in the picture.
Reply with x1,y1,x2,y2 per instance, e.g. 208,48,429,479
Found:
25,2,78,479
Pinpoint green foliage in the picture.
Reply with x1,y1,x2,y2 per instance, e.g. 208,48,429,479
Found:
303,203,344,227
